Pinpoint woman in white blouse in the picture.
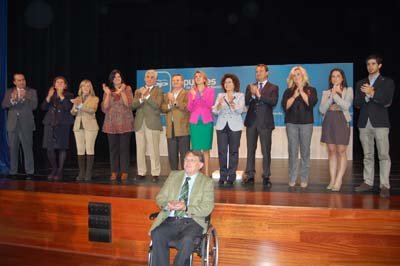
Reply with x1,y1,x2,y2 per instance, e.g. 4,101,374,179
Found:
212,73,245,186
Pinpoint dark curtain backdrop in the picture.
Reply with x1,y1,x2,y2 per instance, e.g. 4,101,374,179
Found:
6,0,400,171
0,0,9,174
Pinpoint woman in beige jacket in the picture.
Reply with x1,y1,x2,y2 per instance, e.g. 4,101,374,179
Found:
71,79,99,181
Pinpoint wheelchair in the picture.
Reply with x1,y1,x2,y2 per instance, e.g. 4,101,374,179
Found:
148,212,219,266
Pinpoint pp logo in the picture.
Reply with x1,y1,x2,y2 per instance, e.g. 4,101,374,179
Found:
156,71,172,92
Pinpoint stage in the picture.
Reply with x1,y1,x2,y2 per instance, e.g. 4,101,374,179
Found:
1,158,400,265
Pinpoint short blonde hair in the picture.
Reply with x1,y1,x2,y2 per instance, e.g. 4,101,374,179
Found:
286,66,310,90
78,79,95,96
193,70,209,88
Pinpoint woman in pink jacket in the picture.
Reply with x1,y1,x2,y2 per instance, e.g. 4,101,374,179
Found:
187,70,215,176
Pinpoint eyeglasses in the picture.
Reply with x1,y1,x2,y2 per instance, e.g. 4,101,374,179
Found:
184,158,199,163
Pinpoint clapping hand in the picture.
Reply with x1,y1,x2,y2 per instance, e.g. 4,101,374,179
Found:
361,83,374,97
47,87,55,98
10,90,18,101
168,200,186,211
72,96,82,105
115,84,126,95
102,84,111,95
167,91,174,103
19,88,26,100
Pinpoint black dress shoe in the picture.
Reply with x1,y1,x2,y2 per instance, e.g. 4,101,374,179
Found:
218,179,225,185
134,175,146,181
152,176,159,182
8,174,18,179
25,174,34,180
263,178,272,188
226,180,234,187
242,177,254,185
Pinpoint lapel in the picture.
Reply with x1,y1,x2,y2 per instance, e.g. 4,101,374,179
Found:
172,171,185,200
189,173,203,202
371,75,384,91
150,86,159,97
176,89,185,104
83,95,91,106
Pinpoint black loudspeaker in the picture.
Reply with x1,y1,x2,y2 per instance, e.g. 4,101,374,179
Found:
88,202,112,243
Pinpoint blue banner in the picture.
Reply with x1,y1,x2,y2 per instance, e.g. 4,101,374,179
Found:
137,63,353,127
0,0,9,174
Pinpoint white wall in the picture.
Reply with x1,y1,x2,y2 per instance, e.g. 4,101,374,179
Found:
149,126,353,160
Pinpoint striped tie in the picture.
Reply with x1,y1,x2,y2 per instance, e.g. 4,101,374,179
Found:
175,177,191,217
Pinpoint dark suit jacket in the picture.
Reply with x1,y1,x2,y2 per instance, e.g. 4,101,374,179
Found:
354,75,395,128
41,92,74,126
244,81,279,129
1,87,38,132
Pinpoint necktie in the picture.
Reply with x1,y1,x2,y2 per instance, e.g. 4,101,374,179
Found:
175,177,191,217
259,82,263,91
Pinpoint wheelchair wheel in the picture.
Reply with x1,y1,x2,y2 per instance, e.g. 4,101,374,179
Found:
202,225,218,266
148,241,153,266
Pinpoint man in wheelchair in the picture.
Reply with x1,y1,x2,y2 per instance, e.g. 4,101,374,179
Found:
149,150,215,266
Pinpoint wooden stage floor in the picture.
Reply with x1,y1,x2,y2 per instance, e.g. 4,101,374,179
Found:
1,158,400,266
1,158,399,209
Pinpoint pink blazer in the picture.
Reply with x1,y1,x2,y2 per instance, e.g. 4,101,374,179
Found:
187,87,215,124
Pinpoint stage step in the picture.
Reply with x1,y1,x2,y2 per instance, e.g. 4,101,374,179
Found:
1,185,400,265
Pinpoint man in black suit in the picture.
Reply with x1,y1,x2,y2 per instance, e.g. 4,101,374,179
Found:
1,73,37,179
354,55,395,198
242,64,279,187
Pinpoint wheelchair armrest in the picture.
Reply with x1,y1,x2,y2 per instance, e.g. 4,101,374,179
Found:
149,212,160,220
205,214,211,224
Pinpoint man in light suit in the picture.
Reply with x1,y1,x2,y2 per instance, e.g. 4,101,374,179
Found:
1,73,37,179
242,64,279,188
161,74,190,171
132,69,163,182
354,54,395,198
149,150,214,266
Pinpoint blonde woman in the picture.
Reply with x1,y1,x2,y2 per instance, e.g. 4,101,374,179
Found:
187,70,215,176
319,69,353,191
281,66,318,189
71,79,99,182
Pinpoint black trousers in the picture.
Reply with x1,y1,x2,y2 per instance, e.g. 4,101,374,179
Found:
151,217,203,266
167,123,190,171
107,132,131,174
245,125,272,179
216,124,242,181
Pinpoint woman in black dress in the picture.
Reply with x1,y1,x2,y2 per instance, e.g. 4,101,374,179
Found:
41,76,74,181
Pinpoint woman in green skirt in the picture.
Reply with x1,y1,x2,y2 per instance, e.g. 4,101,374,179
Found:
187,70,215,176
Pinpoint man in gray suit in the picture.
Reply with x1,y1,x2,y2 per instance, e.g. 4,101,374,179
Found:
1,73,37,179
149,150,214,266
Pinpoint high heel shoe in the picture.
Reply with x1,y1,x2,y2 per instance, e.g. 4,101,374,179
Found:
326,178,336,190
326,181,335,190
331,179,342,192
